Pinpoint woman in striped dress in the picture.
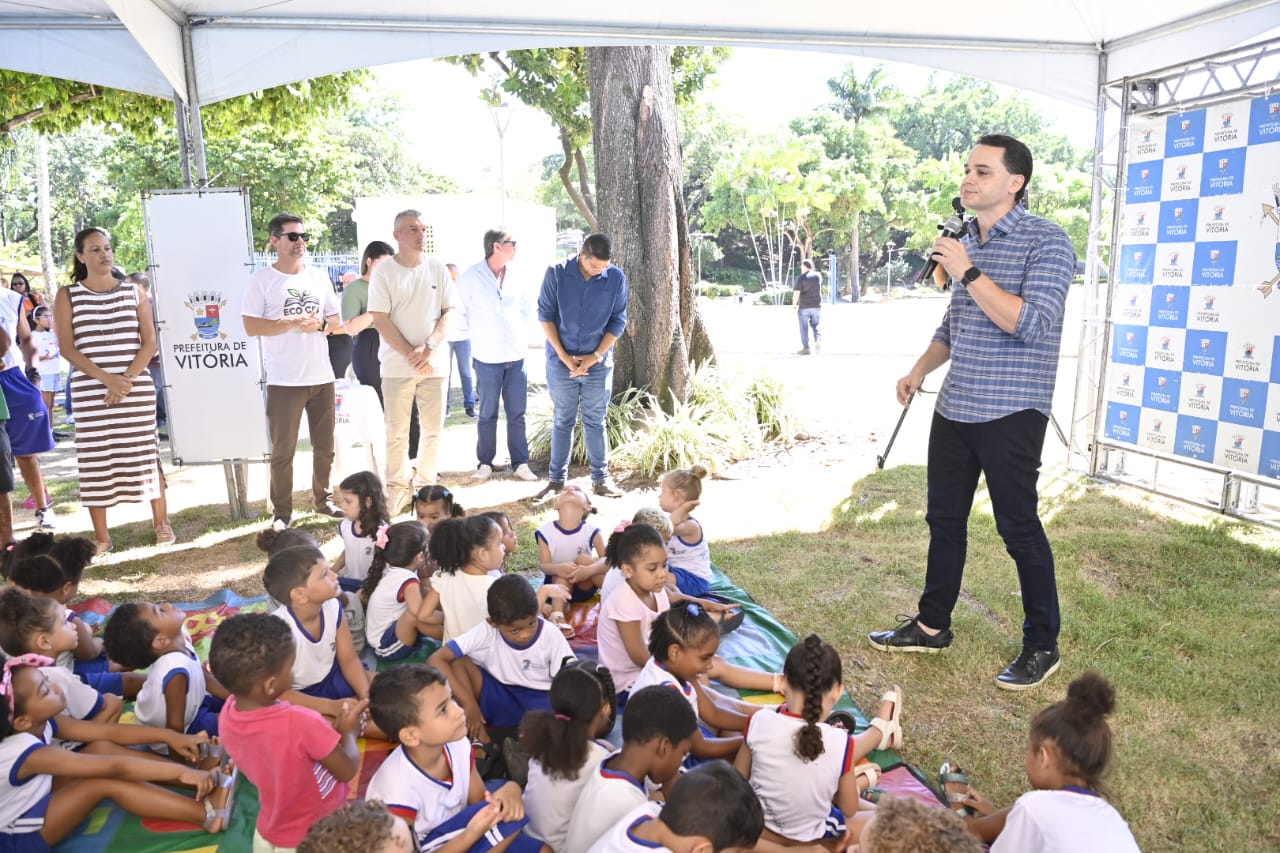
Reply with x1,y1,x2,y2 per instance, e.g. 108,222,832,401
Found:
53,228,174,554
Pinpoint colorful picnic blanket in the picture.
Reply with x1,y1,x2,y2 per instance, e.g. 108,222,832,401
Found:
58,572,939,852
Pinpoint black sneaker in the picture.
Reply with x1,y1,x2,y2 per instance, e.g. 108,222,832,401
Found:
868,615,953,653
532,481,564,502
465,406,477,418
995,646,1060,691
592,478,624,498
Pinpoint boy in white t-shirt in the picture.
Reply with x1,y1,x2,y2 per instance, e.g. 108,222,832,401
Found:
585,761,764,853
241,213,343,527
429,575,574,736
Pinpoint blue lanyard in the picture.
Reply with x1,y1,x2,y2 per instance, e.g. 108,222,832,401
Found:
1063,785,1100,798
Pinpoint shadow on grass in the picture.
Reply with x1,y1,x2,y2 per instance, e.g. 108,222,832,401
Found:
710,465,1279,852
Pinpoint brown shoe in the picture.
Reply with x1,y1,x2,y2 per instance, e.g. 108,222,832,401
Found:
154,522,177,547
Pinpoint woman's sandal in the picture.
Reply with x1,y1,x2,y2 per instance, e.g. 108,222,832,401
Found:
550,611,576,640
867,684,903,752
716,608,746,635
471,738,500,778
154,522,177,547
939,761,978,817
862,786,887,804
93,540,113,559
201,765,238,833
852,759,881,791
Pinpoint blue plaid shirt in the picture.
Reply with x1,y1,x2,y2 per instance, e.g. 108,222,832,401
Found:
932,205,1075,423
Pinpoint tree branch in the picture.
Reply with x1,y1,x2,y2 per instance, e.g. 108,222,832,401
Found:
0,88,99,135
558,130,597,231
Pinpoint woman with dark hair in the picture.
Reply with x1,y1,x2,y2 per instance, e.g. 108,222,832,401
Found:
9,272,43,328
340,240,395,402
53,227,173,554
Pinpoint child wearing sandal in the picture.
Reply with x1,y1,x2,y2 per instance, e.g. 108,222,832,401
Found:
943,671,1140,852
101,600,228,744
0,652,234,849
734,634,904,849
657,464,715,597
211,613,366,852
536,484,606,638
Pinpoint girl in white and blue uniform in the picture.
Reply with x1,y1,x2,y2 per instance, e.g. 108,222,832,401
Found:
657,465,714,596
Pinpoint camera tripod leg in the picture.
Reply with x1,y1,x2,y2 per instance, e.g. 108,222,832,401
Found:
876,393,915,470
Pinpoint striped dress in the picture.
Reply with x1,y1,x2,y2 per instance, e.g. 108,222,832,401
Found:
68,281,163,507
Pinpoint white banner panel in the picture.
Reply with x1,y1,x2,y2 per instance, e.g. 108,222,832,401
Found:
142,188,270,464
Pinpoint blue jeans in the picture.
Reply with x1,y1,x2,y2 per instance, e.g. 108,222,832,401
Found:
448,339,476,409
798,307,821,349
474,359,529,468
919,410,1060,650
546,355,612,483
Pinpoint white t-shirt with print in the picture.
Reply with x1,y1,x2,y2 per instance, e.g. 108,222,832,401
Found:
242,264,339,386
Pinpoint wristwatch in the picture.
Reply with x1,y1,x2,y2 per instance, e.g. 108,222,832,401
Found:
595,350,607,361
959,266,982,287
426,341,438,351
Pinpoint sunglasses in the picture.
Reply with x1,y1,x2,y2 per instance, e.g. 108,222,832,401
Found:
501,240,517,247
278,232,312,243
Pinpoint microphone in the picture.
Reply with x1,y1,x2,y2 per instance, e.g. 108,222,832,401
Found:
914,196,967,284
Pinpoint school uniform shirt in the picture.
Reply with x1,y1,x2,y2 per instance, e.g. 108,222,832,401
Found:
32,329,60,381
218,695,346,848
134,628,206,737
432,570,500,643
991,789,1141,853
535,520,603,565
445,617,574,690
665,519,712,584
597,585,670,693
563,752,650,853
272,599,344,691
0,721,54,839
584,802,666,853
743,707,853,841
43,665,104,736
366,738,473,850
628,659,699,723
525,740,612,852
365,567,420,655
339,519,376,582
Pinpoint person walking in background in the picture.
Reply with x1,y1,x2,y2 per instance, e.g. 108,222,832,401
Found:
443,263,477,419
537,233,627,499
242,213,344,529
54,227,174,552
868,135,1075,691
368,210,459,515
794,259,822,355
456,229,537,483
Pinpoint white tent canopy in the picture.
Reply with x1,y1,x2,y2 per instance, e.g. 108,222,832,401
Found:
1,1,1277,110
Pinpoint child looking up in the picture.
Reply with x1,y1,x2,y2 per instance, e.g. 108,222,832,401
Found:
365,663,543,853
0,653,234,846
264,545,376,730
562,684,698,853
584,760,764,853
536,485,606,638
429,575,575,740
102,600,228,741
657,465,714,597
332,470,390,592
363,521,445,660
945,671,1140,852
428,515,508,642
735,634,904,847
211,613,366,851
521,660,618,853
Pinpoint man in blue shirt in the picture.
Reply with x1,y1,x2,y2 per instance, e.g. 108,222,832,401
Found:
868,135,1076,691
536,233,628,498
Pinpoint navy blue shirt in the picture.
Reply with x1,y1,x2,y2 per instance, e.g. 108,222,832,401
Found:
537,255,629,358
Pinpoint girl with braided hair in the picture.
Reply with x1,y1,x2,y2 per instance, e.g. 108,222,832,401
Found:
733,634,904,849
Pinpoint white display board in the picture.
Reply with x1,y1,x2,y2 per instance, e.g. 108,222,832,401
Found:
142,188,270,464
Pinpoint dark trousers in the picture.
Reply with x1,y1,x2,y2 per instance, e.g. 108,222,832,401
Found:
265,383,335,519
918,409,1060,651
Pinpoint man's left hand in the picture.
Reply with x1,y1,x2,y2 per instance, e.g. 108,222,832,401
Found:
568,354,595,377
930,236,973,280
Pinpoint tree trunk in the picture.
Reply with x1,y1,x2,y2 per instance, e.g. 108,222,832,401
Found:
588,46,711,407
849,211,861,301
35,134,57,293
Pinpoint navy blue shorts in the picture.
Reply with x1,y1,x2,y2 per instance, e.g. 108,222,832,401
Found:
375,621,424,662
669,566,711,597
73,655,124,697
338,576,364,594
186,694,223,738
300,660,358,701
542,574,598,603
0,366,53,457
420,796,540,853
477,673,551,729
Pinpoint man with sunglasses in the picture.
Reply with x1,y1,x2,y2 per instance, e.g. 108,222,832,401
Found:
243,213,344,528
369,209,460,515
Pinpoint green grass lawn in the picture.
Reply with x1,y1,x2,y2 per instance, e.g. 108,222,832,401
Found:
713,465,1280,851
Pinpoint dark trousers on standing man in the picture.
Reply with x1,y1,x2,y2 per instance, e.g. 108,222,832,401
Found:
266,383,335,520
918,409,1060,651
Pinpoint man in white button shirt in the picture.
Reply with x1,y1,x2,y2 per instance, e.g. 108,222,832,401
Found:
369,210,459,513
456,229,537,482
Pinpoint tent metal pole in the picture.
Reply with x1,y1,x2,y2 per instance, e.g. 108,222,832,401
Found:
173,92,192,189
180,22,208,188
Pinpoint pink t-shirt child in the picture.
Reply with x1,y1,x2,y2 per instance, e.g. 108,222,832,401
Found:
218,695,347,848
596,585,670,693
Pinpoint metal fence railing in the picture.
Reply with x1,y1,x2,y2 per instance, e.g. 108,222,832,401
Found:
253,253,360,289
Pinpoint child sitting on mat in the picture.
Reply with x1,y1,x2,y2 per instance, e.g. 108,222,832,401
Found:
657,464,715,597
363,521,445,660
331,470,390,593
536,484,607,639
428,515,508,643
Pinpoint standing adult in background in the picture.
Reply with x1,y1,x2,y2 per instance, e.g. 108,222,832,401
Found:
457,228,536,482
242,213,344,529
125,272,167,436
54,228,173,552
341,241,395,402
9,273,42,329
443,263,476,419
368,209,459,515
868,135,1075,691
794,259,822,355
537,233,627,499
325,271,354,380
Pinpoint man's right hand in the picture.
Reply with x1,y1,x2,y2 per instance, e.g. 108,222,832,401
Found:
896,373,921,407
406,345,432,372
559,352,582,373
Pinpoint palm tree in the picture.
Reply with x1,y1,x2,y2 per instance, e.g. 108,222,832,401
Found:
827,63,896,126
